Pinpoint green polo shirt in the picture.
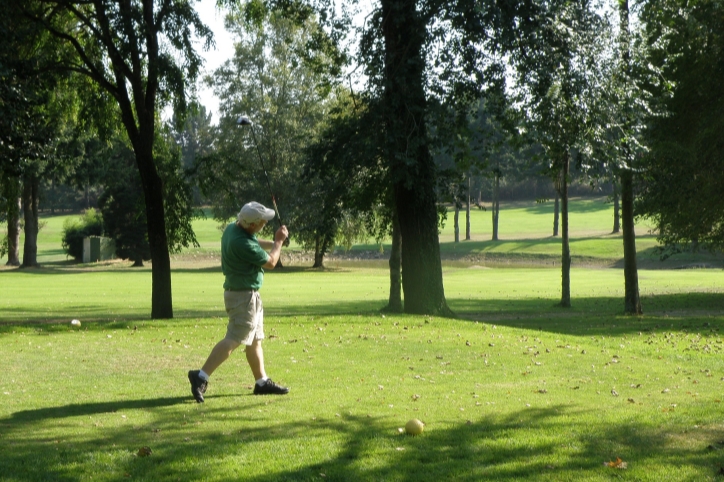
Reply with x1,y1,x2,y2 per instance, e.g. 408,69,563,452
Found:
221,223,270,291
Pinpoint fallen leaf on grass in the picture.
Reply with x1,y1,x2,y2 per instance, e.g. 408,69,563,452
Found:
137,446,152,457
604,457,627,469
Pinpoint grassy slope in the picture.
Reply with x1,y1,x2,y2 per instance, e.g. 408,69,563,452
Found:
11,197,721,267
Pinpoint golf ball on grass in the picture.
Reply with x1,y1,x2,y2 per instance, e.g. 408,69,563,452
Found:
71,319,81,327
405,419,424,435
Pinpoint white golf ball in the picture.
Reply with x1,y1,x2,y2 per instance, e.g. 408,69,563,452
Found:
71,319,81,327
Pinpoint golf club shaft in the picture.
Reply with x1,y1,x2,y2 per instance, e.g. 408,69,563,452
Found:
248,127,289,247
249,127,283,227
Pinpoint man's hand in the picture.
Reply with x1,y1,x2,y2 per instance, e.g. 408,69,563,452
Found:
275,225,289,245
264,225,288,269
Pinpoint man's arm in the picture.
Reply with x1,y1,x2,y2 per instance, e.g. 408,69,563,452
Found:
257,239,274,250
262,225,288,269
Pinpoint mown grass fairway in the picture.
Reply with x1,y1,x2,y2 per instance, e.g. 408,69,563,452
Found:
2,198,724,480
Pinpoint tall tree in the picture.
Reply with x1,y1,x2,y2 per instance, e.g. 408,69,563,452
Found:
303,98,378,266
26,0,212,318
303,91,404,307
594,0,666,314
0,0,70,268
503,0,609,307
377,0,453,315
637,0,724,252
356,0,545,314
616,0,641,315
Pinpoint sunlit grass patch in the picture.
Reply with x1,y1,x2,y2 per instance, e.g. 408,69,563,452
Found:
3,310,724,481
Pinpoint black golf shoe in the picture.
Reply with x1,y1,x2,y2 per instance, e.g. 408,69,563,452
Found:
253,378,289,395
188,370,208,403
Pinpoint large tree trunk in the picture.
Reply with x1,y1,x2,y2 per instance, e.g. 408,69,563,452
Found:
612,180,621,233
134,138,173,319
553,191,560,236
21,173,39,268
465,175,471,240
621,170,642,314
384,211,403,313
313,234,326,268
454,202,460,243
492,173,500,241
3,176,21,266
558,153,571,308
50,178,55,215
381,0,451,316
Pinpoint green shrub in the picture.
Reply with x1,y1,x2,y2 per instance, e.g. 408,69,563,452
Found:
61,209,103,261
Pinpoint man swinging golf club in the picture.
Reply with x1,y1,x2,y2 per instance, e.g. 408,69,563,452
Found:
188,201,289,402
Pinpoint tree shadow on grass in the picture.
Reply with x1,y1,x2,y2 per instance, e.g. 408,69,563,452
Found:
0,300,388,328
2,290,723,335
3,400,723,481
438,237,595,259
7,397,191,423
518,197,613,215
450,292,724,336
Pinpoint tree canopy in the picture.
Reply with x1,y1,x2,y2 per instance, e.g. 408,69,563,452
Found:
637,0,724,251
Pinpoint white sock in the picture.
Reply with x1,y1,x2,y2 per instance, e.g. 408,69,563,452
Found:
198,370,210,381
255,377,269,386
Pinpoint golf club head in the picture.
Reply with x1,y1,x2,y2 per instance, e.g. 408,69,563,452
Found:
236,115,253,126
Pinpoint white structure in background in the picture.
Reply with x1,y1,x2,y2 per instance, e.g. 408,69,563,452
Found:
82,236,115,263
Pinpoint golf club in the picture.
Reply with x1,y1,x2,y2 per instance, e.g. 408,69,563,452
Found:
237,115,289,246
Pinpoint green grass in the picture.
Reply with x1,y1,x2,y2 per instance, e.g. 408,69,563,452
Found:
2,265,724,480
12,197,722,268
3,198,724,480
2,265,724,323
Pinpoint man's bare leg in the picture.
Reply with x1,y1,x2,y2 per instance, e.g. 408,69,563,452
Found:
201,338,241,376
247,338,289,395
245,338,267,381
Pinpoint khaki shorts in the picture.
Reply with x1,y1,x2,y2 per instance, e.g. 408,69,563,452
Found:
224,290,264,345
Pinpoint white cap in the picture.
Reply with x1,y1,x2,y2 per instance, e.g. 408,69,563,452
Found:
238,201,275,225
